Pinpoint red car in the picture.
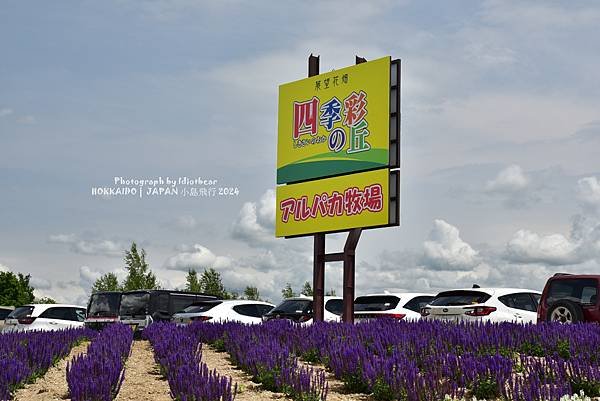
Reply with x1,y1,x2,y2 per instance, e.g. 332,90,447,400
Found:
538,274,600,323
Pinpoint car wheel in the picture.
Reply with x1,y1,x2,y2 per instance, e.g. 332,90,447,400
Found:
547,301,584,324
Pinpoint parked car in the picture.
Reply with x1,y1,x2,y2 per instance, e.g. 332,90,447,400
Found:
84,291,122,330
538,273,600,324
421,288,541,324
3,304,86,332
172,299,275,325
263,296,343,323
119,289,218,332
354,292,434,321
0,306,14,330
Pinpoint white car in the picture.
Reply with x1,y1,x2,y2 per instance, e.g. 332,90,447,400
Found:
263,296,343,324
4,304,87,332
354,292,435,321
172,300,275,325
421,288,542,324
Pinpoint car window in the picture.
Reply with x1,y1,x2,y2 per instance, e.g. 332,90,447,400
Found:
7,306,34,319
120,292,150,316
499,293,537,312
430,291,491,306
531,293,541,306
547,279,598,305
74,308,86,322
354,296,400,311
271,300,312,314
0,309,12,319
233,304,261,318
40,307,73,321
257,305,274,316
88,293,121,317
170,294,197,315
403,296,434,313
325,299,343,316
180,301,222,313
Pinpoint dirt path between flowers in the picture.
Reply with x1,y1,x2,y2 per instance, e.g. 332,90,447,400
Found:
202,345,371,401
114,340,172,401
201,345,284,401
297,360,372,401
13,341,89,401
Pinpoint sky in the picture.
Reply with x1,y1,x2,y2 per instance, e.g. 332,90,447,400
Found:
1,0,599,306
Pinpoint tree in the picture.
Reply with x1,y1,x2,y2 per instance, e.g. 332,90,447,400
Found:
185,269,202,293
325,288,337,296
121,242,160,291
281,283,296,299
243,286,260,301
0,271,35,306
92,273,121,292
198,268,228,298
34,296,56,304
301,281,313,296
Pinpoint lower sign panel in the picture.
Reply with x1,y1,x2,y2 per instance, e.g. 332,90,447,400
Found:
276,168,399,237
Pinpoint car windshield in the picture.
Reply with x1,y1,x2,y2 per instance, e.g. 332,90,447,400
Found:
547,279,598,305
119,292,150,316
179,301,222,314
430,291,491,306
7,306,34,319
88,293,121,316
355,295,400,311
271,300,312,314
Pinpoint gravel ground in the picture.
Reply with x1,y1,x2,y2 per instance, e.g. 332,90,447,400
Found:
12,341,89,401
297,360,373,401
202,345,372,401
114,340,172,401
201,346,283,401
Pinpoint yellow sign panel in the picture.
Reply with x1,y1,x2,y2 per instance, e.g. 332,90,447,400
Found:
277,57,391,184
276,169,391,237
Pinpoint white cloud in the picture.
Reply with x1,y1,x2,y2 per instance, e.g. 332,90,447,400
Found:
232,189,278,247
0,108,13,118
48,233,126,257
577,176,600,209
0,263,9,272
164,244,232,271
505,229,581,266
172,215,198,230
422,219,480,271
486,164,529,192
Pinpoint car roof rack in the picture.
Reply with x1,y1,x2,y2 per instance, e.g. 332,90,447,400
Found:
553,273,572,277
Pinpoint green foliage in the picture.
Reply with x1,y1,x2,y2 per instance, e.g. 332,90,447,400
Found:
301,281,313,296
121,242,159,291
281,283,296,299
557,339,571,359
471,376,500,399
301,348,320,364
92,272,121,292
571,380,600,397
185,269,202,293
255,367,278,391
33,296,56,304
519,341,545,357
198,268,229,298
243,286,260,301
212,338,226,352
342,371,370,393
0,271,35,306
372,377,399,401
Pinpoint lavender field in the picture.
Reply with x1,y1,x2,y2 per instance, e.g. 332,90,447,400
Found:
1,321,599,401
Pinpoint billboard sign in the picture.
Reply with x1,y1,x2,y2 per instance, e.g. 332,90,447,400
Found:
277,56,399,185
275,168,399,237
